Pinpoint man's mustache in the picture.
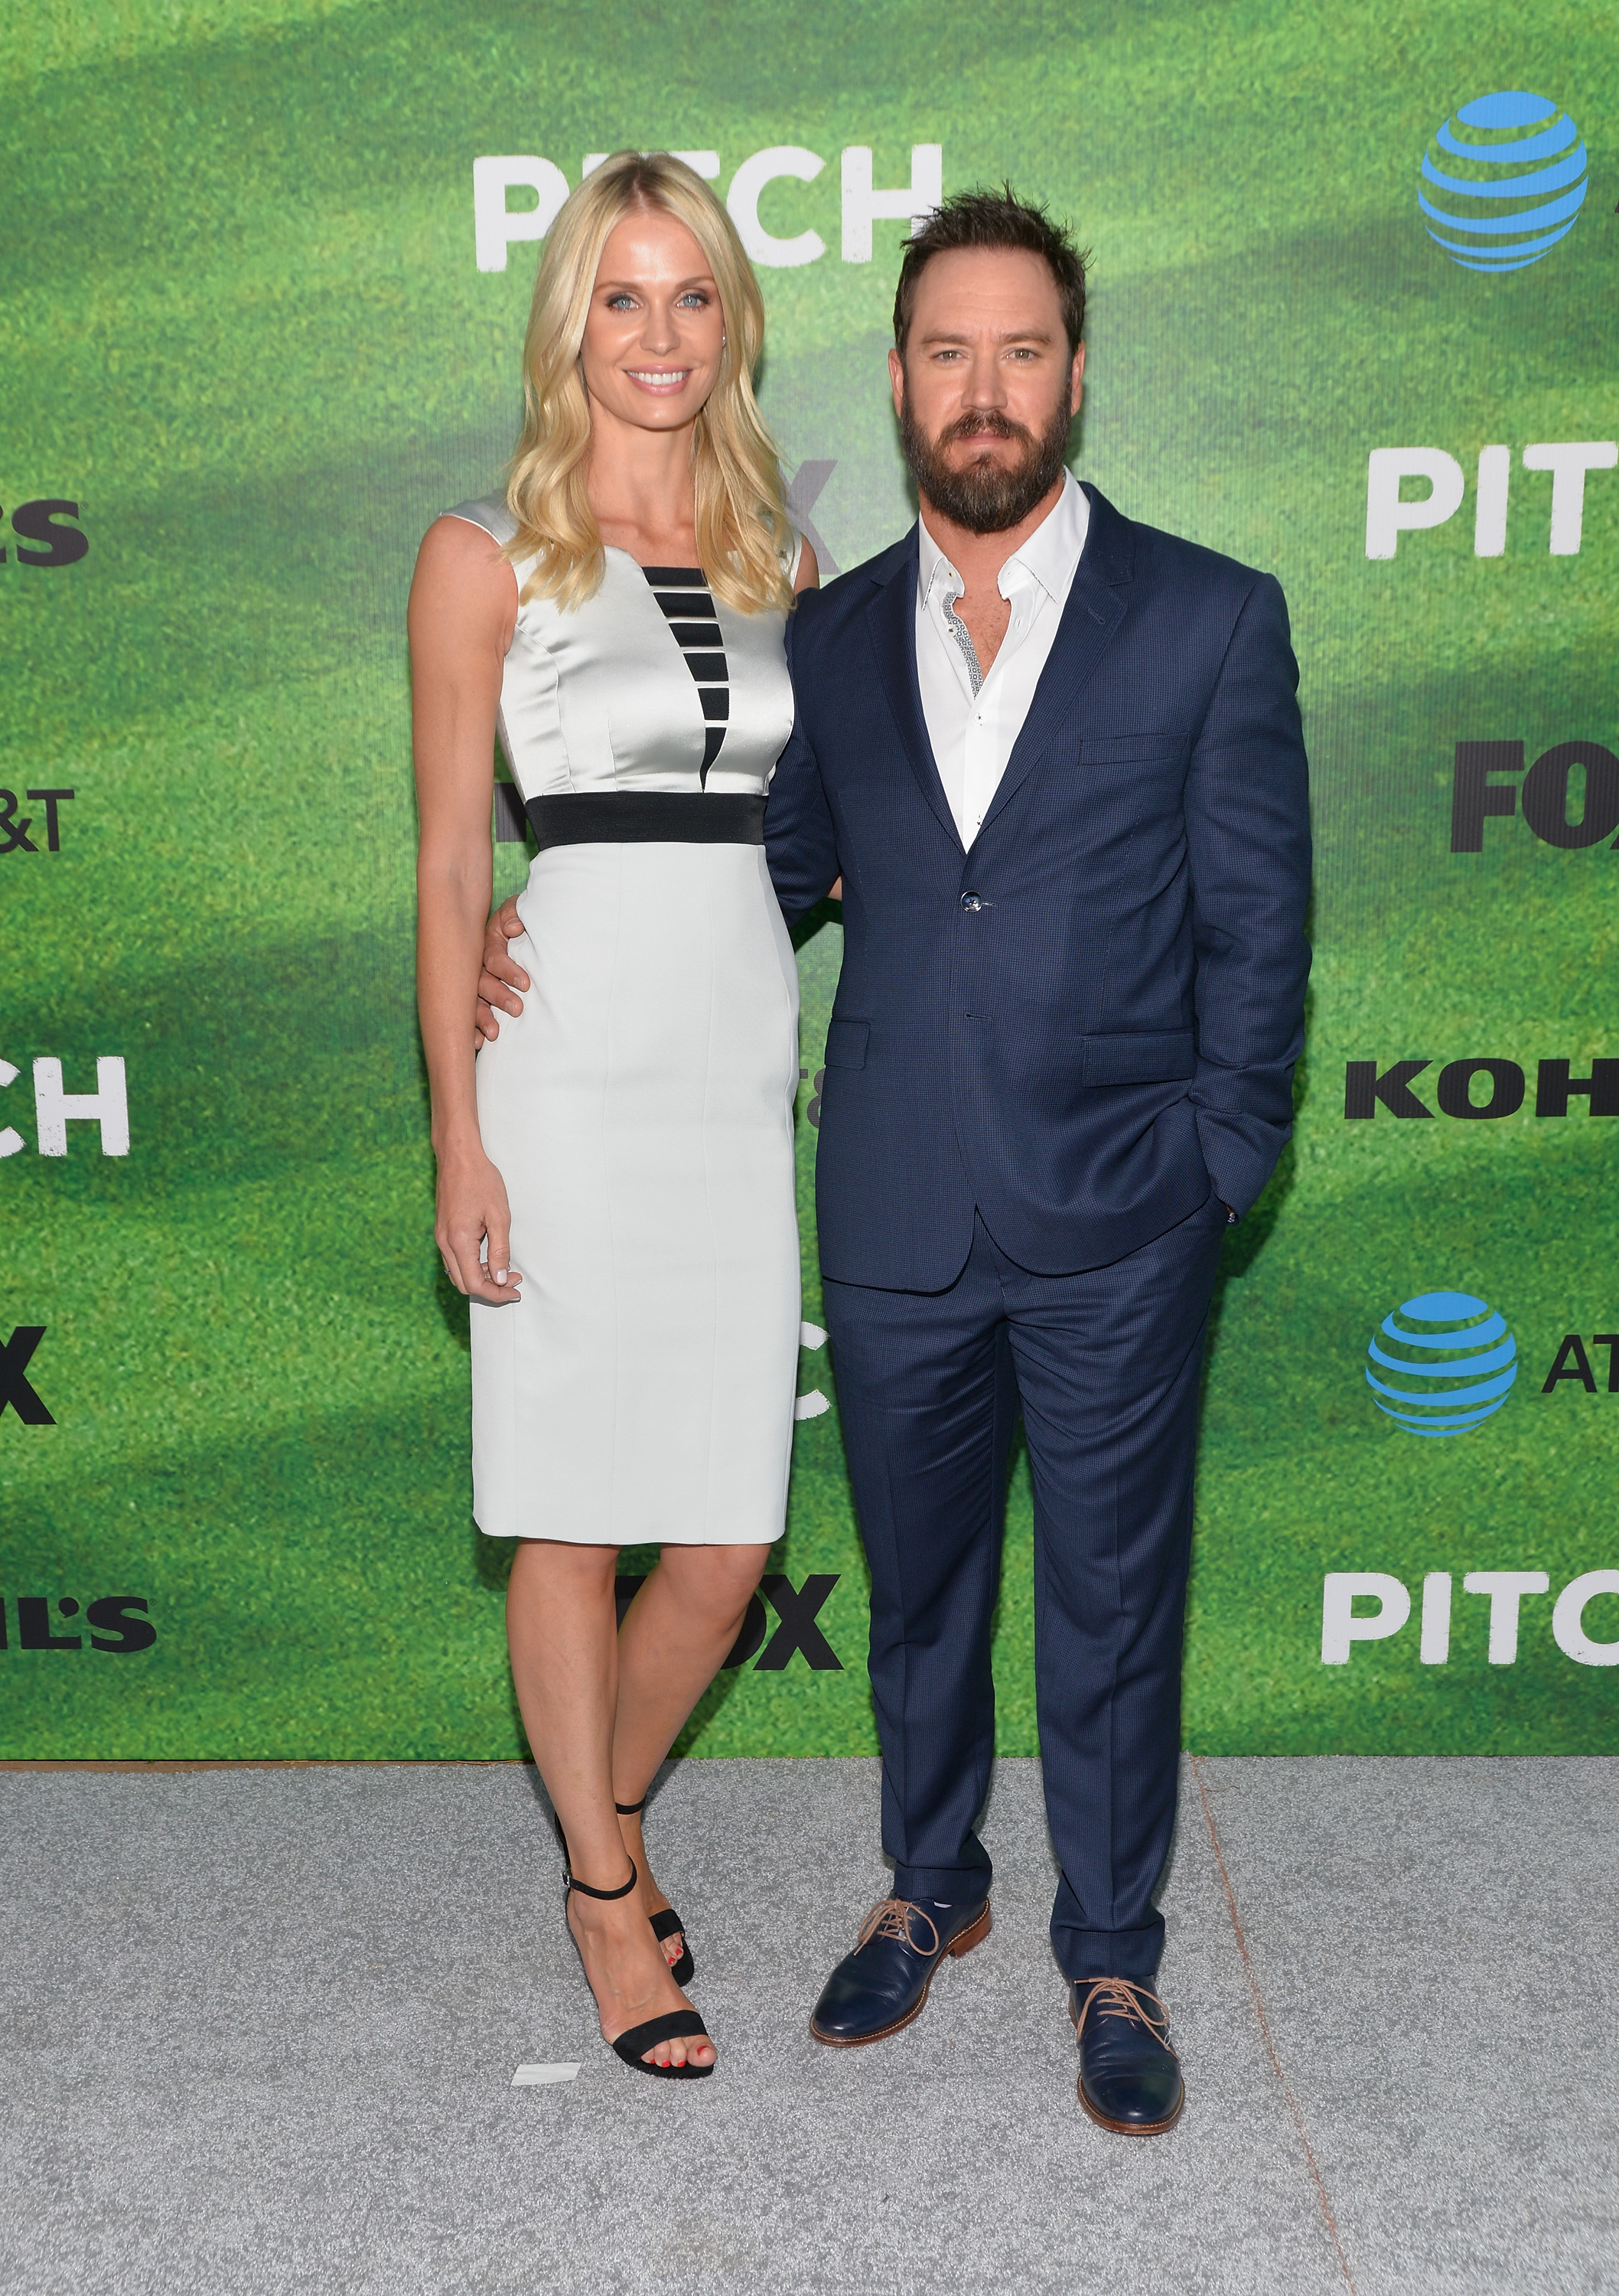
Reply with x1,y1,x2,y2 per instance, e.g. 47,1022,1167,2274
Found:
937,412,1034,448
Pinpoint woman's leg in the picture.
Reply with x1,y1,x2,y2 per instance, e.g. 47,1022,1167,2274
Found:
506,1538,713,2069
611,1544,772,1949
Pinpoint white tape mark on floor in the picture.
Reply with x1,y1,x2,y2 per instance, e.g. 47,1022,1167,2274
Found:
513,2063,581,2086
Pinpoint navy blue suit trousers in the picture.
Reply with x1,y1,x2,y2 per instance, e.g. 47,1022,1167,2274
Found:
824,1195,1227,1981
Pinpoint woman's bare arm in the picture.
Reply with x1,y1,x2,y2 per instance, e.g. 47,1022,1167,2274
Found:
409,516,523,1303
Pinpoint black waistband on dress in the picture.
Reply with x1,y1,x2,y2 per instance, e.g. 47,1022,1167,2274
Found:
524,791,766,850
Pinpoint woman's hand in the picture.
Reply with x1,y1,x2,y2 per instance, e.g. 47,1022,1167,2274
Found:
435,1145,523,1303
475,897,529,1045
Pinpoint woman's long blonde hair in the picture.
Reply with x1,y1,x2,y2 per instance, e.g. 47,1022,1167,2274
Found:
505,151,793,615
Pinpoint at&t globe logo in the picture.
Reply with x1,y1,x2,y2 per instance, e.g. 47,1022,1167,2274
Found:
1367,1291,1518,1437
1420,91,1588,272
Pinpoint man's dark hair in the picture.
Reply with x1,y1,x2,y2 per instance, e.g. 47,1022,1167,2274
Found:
894,187,1089,358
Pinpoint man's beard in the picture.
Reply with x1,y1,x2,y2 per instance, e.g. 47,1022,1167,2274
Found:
900,393,1073,534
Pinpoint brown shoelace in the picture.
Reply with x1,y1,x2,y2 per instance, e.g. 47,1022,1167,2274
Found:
1071,1976,1178,2056
857,1898,941,1955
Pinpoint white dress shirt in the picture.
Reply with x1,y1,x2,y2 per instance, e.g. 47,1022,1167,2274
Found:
914,468,1091,849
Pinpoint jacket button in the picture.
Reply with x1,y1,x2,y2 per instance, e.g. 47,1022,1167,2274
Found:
960,891,982,913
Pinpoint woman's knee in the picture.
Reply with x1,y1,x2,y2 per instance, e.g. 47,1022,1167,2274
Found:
510,1538,620,1602
656,1544,768,1621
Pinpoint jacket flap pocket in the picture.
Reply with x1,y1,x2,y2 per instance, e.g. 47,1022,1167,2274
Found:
824,1019,871,1071
1081,1029,1196,1086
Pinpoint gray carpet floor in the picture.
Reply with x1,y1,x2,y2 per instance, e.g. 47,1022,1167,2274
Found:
1,1756,1614,2295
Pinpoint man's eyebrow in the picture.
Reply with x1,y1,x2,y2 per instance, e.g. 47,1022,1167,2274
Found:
915,324,1057,346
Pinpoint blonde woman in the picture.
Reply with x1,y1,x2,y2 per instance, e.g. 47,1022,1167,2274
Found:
409,152,816,2079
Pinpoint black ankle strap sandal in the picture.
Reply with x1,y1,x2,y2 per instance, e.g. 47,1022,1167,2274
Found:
560,1848,714,2079
565,1861,639,1901
647,1906,693,1987
565,1799,696,1987
610,2009,714,2079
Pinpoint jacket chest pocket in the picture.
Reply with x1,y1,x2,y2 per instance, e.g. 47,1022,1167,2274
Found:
1077,732,1187,768
1066,734,1189,834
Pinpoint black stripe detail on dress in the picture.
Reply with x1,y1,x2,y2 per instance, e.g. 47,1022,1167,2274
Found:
526,792,764,849
643,566,728,784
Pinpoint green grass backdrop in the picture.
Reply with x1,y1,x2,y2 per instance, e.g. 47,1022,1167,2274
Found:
2,0,1614,1756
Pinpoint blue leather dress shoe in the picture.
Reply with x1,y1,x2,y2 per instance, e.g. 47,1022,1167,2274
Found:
1070,1977,1184,2135
810,1895,992,2046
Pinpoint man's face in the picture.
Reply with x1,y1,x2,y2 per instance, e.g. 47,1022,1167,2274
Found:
890,246,1084,535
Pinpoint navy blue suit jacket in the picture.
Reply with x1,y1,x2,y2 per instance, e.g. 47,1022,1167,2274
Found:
767,482,1312,1291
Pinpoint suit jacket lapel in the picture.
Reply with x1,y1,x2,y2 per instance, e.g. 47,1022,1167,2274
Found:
865,533,962,851
972,484,1134,846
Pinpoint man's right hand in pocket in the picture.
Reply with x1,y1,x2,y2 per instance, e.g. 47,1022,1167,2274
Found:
476,897,528,1046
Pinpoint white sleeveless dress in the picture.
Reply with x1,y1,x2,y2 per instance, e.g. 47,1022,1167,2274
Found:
445,497,802,1544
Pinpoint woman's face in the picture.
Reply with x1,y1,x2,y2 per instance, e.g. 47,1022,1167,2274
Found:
579,206,726,435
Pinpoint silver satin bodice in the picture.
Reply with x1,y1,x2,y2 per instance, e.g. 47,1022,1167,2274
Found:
445,495,797,802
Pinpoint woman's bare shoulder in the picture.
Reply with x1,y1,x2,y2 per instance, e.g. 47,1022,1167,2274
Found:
411,514,520,642
417,511,515,580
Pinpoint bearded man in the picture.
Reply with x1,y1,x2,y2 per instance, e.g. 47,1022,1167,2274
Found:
480,188,1311,2135
769,186,1310,2138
